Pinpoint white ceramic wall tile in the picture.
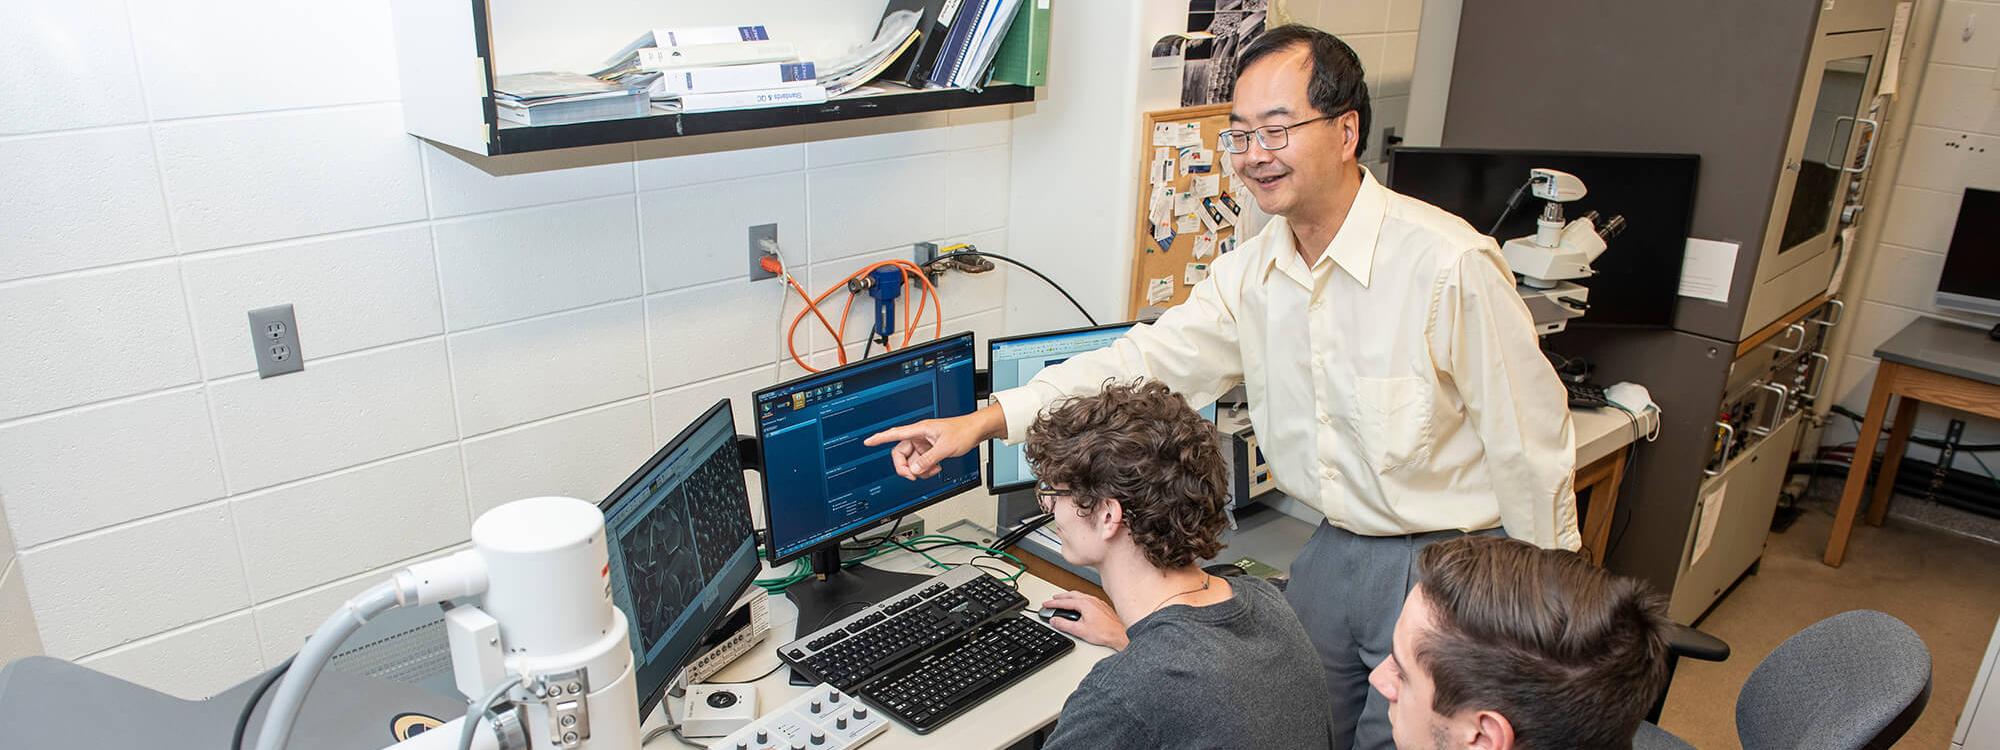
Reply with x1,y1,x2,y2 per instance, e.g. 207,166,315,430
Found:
1933,1,2000,69
209,340,456,491
1347,34,1388,98
251,545,461,664
637,136,805,192
154,105,426,252
463,400,654,517
1895,126,2000,194
182,225,442,378
0,389,224,548
0,0,147,134
0,262,199,422
1912,63,2000,135
651,367,776,438
1830,353,1878,419
1313,0,1391,35
945,146,1012,237
424,142,636,219
934,229,1010,320
1863,243,1949,312
0,562,42,664
232,446,468,599
126,0,400,121
1879,186,1968,254
807,154,952,261
648,281,786,389
433,196,642,330
640,173,808,293
0,502,13,560
1849,300,1923,360
18,503,249,658
945,308,1005,369
1378,32,1419,98
805,113,953,168
947,107,1013,150
76,612,262,699
1386,0,1425,32
0,128,174,283
449,301,649,437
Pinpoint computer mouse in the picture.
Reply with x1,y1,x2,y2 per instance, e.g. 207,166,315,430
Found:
1037,606,1082,622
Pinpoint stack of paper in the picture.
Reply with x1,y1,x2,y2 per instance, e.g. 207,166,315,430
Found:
598,23,832,113
492,71,649,126
819,10,923,97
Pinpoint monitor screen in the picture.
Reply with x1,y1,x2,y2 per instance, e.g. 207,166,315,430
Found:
1387,147,1699,329
1938,187,2000,316
599,399,759,721
754,332,981,564
986,322,1217,494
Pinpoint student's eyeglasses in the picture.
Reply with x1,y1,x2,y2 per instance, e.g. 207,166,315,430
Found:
1034,483,1073,513
1216,112,1339,154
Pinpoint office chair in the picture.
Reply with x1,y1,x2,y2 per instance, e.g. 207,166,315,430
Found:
1636,610,1932,750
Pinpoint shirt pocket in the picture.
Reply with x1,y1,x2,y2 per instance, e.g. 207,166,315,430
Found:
1353,375,1434,473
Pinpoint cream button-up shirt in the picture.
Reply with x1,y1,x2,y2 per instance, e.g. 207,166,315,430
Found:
994,169,1581,550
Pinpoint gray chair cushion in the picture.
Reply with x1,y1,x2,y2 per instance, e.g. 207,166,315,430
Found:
1734,610,1931,750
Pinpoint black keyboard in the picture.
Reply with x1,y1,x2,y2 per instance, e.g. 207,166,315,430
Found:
775,566,1073,733
863,616,1073,732
1567,381,1609,408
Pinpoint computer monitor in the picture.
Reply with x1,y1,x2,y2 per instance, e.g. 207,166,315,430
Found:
752,331,981,628
600,399,760,721
986,322,1217,494
1387,147,1700,330
1936,187,2000,318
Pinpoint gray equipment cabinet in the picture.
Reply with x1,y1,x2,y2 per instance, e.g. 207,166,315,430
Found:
1440,0,1897,622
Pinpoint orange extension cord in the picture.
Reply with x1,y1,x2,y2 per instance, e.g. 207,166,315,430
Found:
771,257,942,374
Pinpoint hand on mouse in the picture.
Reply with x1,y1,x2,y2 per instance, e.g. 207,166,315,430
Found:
1041,590,1127,651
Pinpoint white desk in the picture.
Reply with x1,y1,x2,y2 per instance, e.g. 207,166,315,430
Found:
660,545,1115,749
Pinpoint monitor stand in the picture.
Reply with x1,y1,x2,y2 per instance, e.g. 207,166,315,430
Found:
787,546,931,637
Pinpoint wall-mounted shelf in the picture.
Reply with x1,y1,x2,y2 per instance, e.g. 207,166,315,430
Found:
490,84,1034,155
390,0,1038,156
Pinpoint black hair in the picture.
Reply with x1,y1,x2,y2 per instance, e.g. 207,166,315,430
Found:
1234,24,1373,159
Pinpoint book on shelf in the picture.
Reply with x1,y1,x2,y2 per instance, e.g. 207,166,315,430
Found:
604,25,772,66
878,0,968,88
926,0,987,88
938,0,1024,89
649,61,817,97
496,88,650,126
668,85,830,113
492,71,625,102
595,40,799,79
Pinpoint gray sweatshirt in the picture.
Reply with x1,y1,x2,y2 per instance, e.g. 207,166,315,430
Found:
1042,576,1334,749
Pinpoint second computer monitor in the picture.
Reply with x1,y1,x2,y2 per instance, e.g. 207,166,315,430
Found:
986,322,1216,494
754,332,981,565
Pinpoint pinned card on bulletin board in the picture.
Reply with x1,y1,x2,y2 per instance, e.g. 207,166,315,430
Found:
1129,103,1240,315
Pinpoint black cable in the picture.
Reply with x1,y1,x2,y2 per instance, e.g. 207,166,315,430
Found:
861,334,876,360
702,659,788,685
233,655,295,750
1828,404,2000,452
930,250,1097,325
1488,179,1533,236
839,515,906,552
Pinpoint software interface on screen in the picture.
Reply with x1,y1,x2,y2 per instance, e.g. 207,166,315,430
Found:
601,402,758,715
987,324,1216,493
756,333,979,562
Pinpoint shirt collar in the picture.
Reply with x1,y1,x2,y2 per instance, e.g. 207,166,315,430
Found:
1260,166,1386,288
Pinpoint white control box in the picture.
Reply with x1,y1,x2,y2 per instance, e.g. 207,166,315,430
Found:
705,683,888,750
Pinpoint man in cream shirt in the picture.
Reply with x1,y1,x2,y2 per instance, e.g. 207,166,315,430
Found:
867,24,1579,749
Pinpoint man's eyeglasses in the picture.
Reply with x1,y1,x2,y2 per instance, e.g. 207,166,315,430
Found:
1216,113,1335,154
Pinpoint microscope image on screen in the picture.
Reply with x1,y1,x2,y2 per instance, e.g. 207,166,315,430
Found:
616,443,754,655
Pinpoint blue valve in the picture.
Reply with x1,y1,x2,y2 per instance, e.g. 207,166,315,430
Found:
867,266,905,343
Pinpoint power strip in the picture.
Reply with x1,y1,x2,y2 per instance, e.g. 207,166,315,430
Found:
682,590,772,684
705,683,888,750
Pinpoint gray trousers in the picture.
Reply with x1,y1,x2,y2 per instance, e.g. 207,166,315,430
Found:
1284,521,1504,750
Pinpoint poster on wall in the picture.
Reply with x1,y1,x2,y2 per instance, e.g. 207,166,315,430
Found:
1180,0,1267,106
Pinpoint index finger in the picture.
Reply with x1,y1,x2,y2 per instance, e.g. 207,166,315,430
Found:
863,423,927,447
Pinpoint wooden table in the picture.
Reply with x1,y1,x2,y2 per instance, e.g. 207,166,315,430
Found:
1824,317,2000,567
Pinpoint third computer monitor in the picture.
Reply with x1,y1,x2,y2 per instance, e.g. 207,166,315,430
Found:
753,331,981,565
986,322,1216,494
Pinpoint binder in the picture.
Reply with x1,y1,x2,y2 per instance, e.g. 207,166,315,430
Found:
879,0,966,88
927,0,989,88
991,0,1050,86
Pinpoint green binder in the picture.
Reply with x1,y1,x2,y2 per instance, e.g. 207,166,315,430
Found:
990,0,1050,87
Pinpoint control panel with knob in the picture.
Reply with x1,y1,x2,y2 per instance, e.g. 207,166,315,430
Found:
706,683,888,750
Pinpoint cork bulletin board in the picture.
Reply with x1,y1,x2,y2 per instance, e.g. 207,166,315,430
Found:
1126,102,1253,317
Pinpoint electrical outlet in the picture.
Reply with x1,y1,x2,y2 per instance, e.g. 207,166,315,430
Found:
248,304,304,378
748,223,779,281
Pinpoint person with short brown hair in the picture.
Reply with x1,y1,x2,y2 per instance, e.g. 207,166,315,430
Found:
1026,380,1333,749
1370,535,1672,750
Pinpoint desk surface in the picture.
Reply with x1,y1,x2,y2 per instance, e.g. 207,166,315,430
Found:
1875,316,2000,386
667,546,1114,749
